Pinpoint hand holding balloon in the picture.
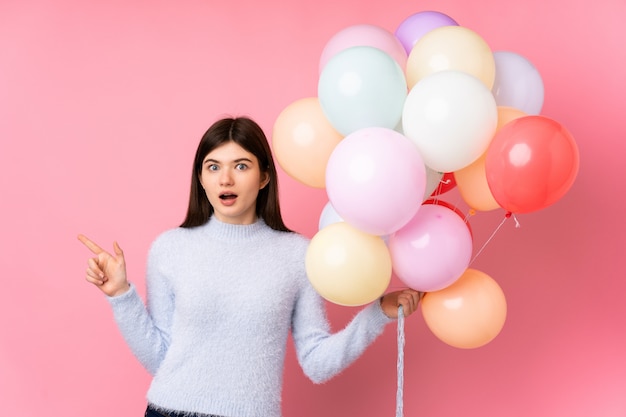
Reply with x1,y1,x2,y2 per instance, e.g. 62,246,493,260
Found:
380,289,423,318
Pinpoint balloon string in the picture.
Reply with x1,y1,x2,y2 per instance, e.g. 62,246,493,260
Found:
396,304,405,417
512,213,521,228
395,294,424,416
469,212,511,265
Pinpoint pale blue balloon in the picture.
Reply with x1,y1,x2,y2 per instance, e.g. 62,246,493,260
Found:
318,46,407,136
492,51,545,115
318,201,344,231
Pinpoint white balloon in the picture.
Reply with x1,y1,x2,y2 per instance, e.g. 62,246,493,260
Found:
402,71,498,173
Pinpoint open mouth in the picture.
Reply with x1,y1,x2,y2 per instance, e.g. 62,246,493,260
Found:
219,193,237,200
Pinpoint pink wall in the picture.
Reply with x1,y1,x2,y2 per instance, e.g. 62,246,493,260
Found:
1,0,624,416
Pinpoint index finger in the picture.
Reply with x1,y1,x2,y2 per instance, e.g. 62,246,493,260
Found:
77,234,104,255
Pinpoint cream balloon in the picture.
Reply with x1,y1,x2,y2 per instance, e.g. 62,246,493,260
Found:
305,222,391,306
406,25,495,90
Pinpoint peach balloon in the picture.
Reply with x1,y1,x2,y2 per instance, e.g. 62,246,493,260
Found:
421,268,507,349
272,97,343,188
406,25,495,90
305,222,391,306
454,106,526,211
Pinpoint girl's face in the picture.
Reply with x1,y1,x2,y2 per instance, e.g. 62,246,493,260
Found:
199,141,269,225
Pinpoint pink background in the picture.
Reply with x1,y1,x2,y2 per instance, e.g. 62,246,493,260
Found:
1,0,624,416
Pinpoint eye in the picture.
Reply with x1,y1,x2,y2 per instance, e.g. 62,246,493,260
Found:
235,163,248,171
207,164,219,171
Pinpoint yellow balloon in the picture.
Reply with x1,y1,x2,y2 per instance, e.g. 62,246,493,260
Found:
305,222,391,306
455,106,526,211
272,97,343,188
406,26,495,90
421,268,507,349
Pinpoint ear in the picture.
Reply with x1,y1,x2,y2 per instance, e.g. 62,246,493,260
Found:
259,172,270,190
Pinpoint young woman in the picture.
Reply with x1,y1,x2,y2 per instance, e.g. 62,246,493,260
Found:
79,116,421,417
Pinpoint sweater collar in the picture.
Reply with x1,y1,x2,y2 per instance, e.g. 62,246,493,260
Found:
202,217,271,241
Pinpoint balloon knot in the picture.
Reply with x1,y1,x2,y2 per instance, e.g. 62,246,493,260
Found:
505,211,512,218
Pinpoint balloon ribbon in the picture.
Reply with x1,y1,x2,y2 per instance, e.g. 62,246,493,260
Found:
396,305,405,417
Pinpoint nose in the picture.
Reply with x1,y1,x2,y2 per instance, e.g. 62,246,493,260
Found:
219,168,234,186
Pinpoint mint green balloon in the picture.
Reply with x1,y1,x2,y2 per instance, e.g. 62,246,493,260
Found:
318,46,407,136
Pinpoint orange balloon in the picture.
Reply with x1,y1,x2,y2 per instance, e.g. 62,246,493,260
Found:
305,222,391,306
421,268,507,348
406,26,495,90
454,106,526,211
272,97,343,188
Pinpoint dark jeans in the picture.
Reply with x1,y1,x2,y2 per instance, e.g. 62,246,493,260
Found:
145,404,223,417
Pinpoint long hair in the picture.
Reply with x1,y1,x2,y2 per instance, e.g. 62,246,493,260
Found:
180,116,292,232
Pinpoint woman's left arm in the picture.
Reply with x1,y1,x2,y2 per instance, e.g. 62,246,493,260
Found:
291,283,421,384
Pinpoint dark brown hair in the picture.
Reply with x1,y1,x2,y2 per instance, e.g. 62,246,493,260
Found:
180,116,292,232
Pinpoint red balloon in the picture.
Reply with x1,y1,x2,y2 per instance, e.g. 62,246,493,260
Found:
485,115,579,213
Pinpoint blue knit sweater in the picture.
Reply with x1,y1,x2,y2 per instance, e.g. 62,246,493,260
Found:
108,218,393,417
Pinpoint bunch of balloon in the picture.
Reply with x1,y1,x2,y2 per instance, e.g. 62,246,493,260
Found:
272,10,579,350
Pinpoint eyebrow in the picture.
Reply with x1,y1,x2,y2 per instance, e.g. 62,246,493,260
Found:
203,157,254,164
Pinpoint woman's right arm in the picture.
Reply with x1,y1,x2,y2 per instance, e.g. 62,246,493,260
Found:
79,234,173,375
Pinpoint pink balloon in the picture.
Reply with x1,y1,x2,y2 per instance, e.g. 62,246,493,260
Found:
388,203,473,292
319,24,407,73
326,127,426,236
394,11,459,54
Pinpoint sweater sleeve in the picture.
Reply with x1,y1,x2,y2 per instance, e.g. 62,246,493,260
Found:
106,241,174,375
290,281,393,384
